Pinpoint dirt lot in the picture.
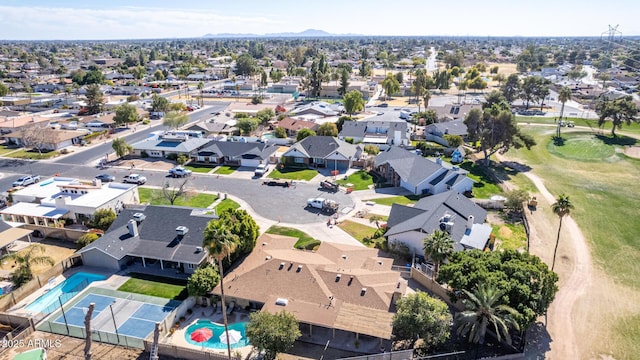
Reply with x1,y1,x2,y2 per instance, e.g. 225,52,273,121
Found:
0,239,76,275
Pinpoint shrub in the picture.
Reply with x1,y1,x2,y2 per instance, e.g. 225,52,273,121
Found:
344,137,354,144
141,151,149,158
166,153,178,161
251,96,263,105
177,154,189,165
76,233,100,249
142,119,150,125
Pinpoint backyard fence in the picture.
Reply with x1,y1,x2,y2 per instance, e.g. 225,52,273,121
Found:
144,341,241,360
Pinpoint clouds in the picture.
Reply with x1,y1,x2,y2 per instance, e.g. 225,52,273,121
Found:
0,5,283,40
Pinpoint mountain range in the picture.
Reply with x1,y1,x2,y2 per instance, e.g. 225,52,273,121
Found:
202,29,361,38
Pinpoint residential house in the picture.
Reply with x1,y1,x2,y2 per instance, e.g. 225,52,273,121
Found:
3,126,86,150
338,120,409,146
276,117,319,138
93,58,124,67
385,190,493,255
374,147,473,195
290,102,343,117
431,104,481,122
212,234,405,348
1,177,138,232
320,80,373,99
130,131,211,158
268,81,299,94
80,206,217,277
281,136,362,172
184,120,236,137
425,119,468,138
194,141,278,167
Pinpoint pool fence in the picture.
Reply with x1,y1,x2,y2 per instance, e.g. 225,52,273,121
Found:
144,341,242,360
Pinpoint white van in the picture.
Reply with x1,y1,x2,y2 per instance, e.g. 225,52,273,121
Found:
399,110,410,120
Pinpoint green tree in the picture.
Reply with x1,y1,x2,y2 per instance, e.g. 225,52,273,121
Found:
392,291,452,349
246,311,301,360
150,94,169,113
504,189,529,214
423,90,432,110
111,137,133,158
337,68,350,97
439,250,558,328
256,108,275,126
363,144,380,155
557,86,572,137
113,103,139,127
382,73,400,100
464,108,536,167
596,95,639,137
203,221,239,360
551,194,574,271
89,208,117,231
187,265,220,296
3,245,54,287
83,70,105,85
500,74,521,104
343,90,364,117
422,230,454,279
296,128,316,141
216,208,259,255
0,83,8,97
274,126,287,138
169,102,186,112
85,84,104,115
412,69,427,112
454,283,520,346
443,134,463,147
236,54,258,76
153,69,165,81
237,117,259,135
76,233,99,249
317,122,338,137
163,111,189,130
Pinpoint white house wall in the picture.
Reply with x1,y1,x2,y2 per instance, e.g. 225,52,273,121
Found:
452,178,474,193
389,231,428,256
81,248,121,271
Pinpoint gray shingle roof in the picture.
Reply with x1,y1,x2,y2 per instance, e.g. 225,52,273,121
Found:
339,120,408,139
197,141,277,160
82,206,216,264
131,136,211,154
386,191,488,251
287,136,359,159
375,147,443,185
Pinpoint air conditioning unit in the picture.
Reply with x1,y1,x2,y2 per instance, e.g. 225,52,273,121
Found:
176,226,189,236
133,213,146,222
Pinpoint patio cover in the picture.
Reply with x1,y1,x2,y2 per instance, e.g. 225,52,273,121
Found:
0,227,32,249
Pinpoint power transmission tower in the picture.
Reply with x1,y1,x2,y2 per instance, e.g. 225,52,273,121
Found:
601,24,622,50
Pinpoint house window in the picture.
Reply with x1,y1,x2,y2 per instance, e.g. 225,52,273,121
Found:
186,263,195,269
294,157,304,164
314,158,325,165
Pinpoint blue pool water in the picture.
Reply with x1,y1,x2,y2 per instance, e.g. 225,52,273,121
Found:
185,320,249,349
25,272,106,314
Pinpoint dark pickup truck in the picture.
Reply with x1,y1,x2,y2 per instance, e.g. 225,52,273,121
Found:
262,179,291,187
320,180,339,192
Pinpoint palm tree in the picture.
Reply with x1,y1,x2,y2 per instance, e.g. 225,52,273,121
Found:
454,283,520,346
423,90,432,110
557,86,572,137
203,222,239,360
368,215,383,229
3,244,54,287
422,230,454,279
551,194,574,271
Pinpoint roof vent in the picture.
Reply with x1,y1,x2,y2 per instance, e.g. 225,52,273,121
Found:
279,262,285,270
195,246,203,253
377,261,383,265
335,274,342,282
176,226,189,236
133,213,146,222
297,265,302,273
341,255,348,260
275,298,288,306
265,255,272,260
361,288,367,296
262,242,268,246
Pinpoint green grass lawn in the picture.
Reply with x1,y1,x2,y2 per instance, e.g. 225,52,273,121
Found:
266,225,320,250
268,167,318,181
366,195,420,206
183,164,214,173
138,187,218,207
546,134,623,162
0,145,20,155
213,165,238,175
5,149,59,160
458,161,504,199
363,213,389,222
507,127,640,358
117,273,188,300
336,170,382,190
490,221,527,251
516,116,640,135
215,198,240,213
337,220,378,246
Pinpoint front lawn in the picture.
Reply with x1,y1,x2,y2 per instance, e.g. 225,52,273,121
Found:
184,164,214,173
118,273,188,300
138,187,218,207
365,195,420,206
337,220,378,245
336,170,383,190
266,225,320,250
0,145,20,155
5,149,59,160
268,167,318,181
458,161,504,199
213,165,238,175
215,198,240,213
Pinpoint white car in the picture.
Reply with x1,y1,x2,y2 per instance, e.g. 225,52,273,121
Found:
169,166,193,177
254,164,269,177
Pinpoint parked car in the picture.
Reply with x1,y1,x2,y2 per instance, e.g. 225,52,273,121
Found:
123,174,147,185
379,103,389,108
95,174,115,182
306,198,339,213
169,166,193,177
12,175,41,187
254,164,269,177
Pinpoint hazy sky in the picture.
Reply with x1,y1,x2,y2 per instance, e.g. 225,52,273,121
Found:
0,0,638,40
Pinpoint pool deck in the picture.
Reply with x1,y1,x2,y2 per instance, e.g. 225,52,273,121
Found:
163,307,254,357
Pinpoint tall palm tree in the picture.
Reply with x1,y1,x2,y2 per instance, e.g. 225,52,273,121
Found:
557,86,572,137
454,283,520,346
551,194,574,271
423,90,432,110
422,230,454,279
3,244,54,287
203,222,239,360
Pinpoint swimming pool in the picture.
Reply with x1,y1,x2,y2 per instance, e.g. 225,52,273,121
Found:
25,272,106,314
185,320,249,349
